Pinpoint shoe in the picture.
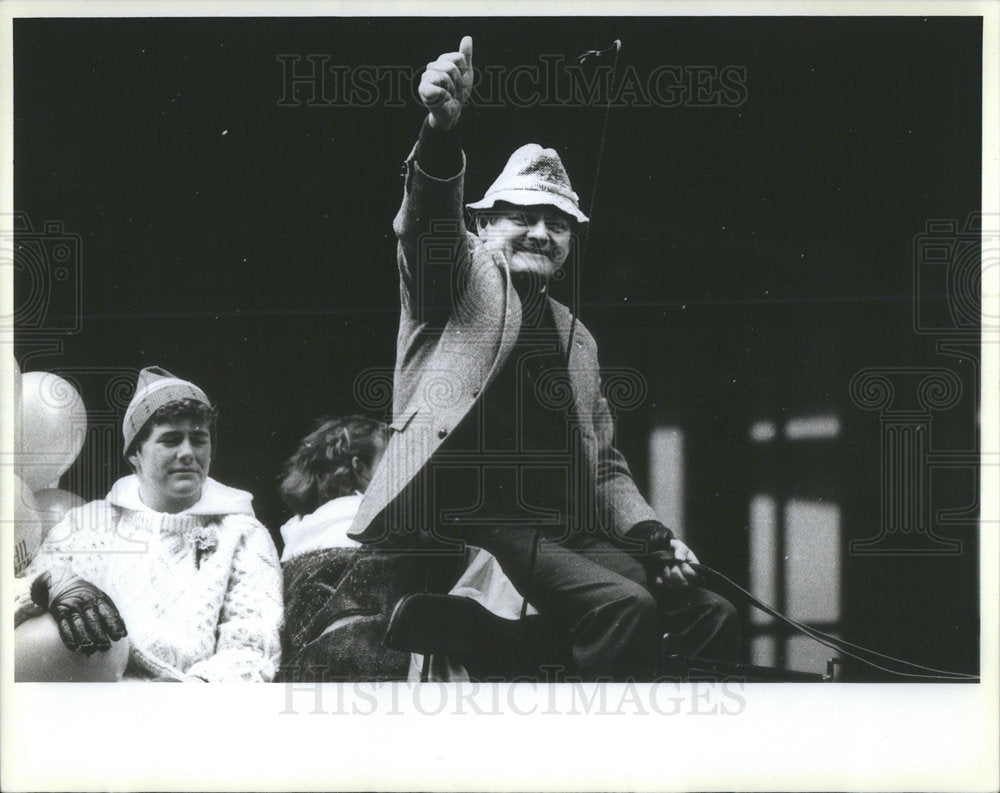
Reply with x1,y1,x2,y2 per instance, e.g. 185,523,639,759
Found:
385,593,519,657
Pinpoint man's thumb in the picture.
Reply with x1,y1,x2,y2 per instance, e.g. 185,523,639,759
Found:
460,36,473,67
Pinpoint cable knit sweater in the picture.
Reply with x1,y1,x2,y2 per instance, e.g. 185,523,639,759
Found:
14,476,283,682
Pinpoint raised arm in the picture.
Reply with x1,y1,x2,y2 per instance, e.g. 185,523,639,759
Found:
393,36,476,320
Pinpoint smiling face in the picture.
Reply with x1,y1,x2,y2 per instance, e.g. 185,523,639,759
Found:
476,202,574,278
129,417,212,513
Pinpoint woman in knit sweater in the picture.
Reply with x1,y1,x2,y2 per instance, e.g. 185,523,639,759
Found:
14,367,284,682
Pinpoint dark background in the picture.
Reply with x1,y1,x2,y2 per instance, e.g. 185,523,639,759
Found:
14,16,981,678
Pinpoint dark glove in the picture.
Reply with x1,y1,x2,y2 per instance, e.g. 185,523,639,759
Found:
30,570,128,655
624,521,689,585
625,520,675,556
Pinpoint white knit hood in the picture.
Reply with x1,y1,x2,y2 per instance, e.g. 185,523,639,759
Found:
107,475,255,516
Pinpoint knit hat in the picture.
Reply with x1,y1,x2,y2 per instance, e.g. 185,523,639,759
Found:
123,367,211,454
466,144,589,223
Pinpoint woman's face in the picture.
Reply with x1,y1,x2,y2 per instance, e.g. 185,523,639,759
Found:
129,417,212,513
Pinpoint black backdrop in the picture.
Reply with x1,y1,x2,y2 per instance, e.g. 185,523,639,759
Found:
14,16,982,677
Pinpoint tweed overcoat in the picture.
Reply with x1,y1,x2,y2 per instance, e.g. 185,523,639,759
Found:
349,144,658,544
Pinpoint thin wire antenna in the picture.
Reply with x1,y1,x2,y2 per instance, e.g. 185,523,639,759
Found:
576,39,622,65
564,38,621,369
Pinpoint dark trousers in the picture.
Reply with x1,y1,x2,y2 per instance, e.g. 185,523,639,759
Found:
447,524,741,682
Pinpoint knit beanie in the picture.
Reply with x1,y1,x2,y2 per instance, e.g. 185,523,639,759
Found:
123,367,211,455
466,143,589,223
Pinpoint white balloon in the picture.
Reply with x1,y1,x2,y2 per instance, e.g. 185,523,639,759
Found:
19,371,88,491
32,487,86,545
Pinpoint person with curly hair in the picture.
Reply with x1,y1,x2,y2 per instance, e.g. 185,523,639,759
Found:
276,415,428,681
278,415,388,559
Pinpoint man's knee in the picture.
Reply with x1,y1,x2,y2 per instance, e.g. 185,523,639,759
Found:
15,613,129,682
605,581,658,630
663,585,741,639
699,589,739,632
663,586,742,662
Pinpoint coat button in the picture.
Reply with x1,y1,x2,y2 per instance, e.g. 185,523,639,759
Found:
438,428,448,439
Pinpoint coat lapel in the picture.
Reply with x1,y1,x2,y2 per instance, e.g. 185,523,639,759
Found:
548,297,577,368
485,255,521,388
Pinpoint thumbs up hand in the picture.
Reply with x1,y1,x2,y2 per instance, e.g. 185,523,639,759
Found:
418,36,474,130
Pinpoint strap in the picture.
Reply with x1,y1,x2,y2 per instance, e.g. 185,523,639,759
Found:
691,562,978,681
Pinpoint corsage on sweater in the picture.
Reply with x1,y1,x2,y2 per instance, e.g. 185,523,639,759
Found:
15,476,283,682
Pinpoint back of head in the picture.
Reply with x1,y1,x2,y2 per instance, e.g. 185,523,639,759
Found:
279,415,389,517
